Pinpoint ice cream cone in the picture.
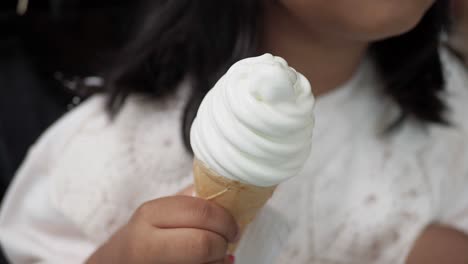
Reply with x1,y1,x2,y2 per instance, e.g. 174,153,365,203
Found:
193,158,276,253
190,54,315,253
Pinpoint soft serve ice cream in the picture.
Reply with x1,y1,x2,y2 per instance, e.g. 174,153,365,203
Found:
190,54,315,187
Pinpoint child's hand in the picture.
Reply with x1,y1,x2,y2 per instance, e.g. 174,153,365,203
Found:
86,196,238,264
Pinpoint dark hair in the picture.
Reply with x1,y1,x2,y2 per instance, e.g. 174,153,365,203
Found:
107,0,451,152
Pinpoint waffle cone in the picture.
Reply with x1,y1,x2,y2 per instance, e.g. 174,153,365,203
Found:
193,158,276,253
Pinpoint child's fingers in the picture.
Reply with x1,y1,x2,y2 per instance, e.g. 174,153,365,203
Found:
134,196,239,243
150,228,228,263
204,255,234,264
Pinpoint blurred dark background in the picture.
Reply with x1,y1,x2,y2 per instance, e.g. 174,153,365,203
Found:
0,0,135,262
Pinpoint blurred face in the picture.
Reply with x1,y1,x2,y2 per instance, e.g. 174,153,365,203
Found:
277,0,436,41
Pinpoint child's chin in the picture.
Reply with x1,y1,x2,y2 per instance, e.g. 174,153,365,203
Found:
352,13,426,42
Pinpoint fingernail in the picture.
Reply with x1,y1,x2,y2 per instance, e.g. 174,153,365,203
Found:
228,255,235,263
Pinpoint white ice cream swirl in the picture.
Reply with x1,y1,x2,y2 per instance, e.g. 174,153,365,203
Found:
190,54,315,187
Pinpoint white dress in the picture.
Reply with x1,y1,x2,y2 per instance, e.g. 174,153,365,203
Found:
1,49,468,264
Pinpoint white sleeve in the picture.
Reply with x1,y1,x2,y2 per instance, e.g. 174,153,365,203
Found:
0,96,105,264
